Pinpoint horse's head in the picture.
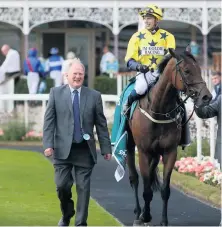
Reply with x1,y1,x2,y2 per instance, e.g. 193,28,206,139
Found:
168,47,212,108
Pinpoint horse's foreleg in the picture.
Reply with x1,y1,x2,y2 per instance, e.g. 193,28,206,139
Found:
160,150,177,226
127,130,141,224
139,153,159,224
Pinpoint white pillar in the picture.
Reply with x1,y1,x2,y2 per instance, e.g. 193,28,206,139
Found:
201,1,208,69
23,0,30,43
210,117,216,163
0,79,14,113
117,73,122,97
195,114,202,161
112,0,120,96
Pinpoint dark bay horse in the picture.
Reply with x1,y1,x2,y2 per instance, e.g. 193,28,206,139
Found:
126,48,212,226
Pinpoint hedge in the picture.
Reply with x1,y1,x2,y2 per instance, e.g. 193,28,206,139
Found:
94,76,117,94
15,76,117,95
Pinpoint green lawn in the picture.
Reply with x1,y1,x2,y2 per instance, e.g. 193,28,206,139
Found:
0,149,121,226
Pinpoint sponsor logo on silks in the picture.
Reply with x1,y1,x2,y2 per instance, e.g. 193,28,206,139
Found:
141,46,164,55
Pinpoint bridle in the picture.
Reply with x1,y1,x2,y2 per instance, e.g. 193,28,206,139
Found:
172,58,206,99
141,56,206,127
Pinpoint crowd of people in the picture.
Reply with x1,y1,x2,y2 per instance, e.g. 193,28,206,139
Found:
23,47,77,94
0,44,118,95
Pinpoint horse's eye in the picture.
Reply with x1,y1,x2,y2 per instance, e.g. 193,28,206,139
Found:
184,69,190,74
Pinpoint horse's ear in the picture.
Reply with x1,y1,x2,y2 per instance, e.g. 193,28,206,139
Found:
186,44,191,53
169,48,176,58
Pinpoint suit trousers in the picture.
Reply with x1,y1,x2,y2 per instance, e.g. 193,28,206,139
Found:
53,141,94,226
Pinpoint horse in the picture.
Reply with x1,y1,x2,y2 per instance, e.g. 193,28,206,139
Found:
126,47,212,226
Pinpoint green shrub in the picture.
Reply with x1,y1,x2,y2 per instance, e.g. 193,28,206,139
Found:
94,76,117,94
0,120,31,141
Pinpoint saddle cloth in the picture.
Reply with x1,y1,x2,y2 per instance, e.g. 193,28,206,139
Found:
111,78,138,181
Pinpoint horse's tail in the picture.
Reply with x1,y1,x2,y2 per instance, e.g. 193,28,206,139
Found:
150,155,161,192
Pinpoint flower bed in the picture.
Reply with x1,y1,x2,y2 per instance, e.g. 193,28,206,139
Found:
174,156,222,187
22,130,42,141
0,128,42,141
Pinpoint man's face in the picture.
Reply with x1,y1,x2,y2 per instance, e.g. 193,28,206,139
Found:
143,15,157,30
1,47,8,56
212,75,221,86
103,46,108,54
66,63,85,89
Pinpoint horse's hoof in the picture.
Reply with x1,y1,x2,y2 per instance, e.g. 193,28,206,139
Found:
133,219,144,226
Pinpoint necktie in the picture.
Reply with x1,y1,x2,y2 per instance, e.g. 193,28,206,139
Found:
73,90,82,143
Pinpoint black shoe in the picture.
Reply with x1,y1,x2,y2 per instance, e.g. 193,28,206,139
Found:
58,216,73,226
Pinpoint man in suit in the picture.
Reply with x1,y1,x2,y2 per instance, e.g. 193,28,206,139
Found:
211,71,221,103
195,95,221,168
43,58,112,226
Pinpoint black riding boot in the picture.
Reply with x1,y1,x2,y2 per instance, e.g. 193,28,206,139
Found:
123,89,141,115
179,102,191,150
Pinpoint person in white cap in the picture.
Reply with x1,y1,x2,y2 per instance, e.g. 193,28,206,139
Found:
45,47,64,87
61,51,76,85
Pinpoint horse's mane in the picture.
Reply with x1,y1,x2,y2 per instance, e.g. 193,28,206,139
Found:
157,50,197,74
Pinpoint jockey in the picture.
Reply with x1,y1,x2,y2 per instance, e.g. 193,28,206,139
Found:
123,4,176,114
45,47,64,87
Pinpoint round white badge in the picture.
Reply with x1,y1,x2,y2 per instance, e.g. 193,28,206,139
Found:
83,134,90,140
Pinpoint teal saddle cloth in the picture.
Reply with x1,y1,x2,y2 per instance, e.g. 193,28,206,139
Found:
111,78,138,182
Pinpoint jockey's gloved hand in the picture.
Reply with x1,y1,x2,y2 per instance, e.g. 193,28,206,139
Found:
136,64,149,74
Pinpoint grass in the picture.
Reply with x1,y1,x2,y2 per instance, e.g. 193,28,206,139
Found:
135,155,221,208
0,149,121,226
0,141,43,146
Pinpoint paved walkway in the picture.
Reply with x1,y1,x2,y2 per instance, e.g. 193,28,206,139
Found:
2,146,221,226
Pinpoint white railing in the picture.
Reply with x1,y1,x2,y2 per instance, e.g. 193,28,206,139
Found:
0,93,119,129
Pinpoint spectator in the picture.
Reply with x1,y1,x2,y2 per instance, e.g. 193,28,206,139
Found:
99,45,116,76
195,95,221,168
0,44,21,85
61,51,76,85
211,71,221,102
45,47,64,87
23,48,44,94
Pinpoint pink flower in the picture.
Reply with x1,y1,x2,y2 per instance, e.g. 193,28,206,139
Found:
199,176,204,182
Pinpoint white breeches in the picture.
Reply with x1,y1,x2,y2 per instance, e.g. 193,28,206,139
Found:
27,72,40,94
50,70,63,87
134,70,160,95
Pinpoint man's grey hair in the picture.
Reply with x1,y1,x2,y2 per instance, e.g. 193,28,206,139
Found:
68,58,85,72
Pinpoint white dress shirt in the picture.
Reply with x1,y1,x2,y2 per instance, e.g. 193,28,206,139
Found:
0,49,21,74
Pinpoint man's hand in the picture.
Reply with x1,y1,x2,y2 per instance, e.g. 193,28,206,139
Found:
44,148,54,157
104,153,112,161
